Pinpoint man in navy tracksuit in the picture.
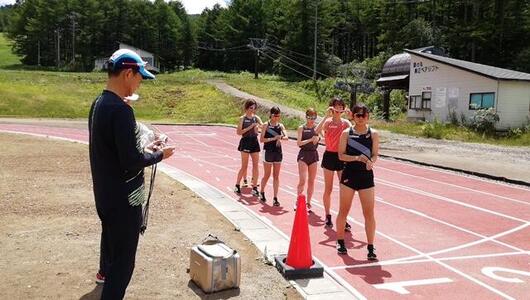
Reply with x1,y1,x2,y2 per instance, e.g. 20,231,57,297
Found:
89,49,175,299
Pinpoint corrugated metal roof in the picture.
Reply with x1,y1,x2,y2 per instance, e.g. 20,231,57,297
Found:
405,49,530,82
381,53,410,76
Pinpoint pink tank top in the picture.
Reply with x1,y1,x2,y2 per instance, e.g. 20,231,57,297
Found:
324,119,349,152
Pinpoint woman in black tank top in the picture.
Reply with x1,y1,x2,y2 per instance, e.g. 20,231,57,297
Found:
258,106,288,207
295,108,323,212
234,100,263,195
335,104,380,260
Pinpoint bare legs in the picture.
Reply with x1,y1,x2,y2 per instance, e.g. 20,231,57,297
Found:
236,152,259,188
298,161,317,207
322,169,342,215
336,186,376,245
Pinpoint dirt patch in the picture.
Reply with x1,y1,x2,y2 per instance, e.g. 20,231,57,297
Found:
0,133,301,299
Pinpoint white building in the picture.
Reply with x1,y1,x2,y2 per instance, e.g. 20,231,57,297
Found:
94,42,159,73
405,49,530,130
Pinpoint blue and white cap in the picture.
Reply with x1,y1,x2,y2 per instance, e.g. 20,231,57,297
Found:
108,49,155,80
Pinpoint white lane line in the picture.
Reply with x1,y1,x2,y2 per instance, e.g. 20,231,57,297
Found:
377,198,528,254
183,151,520,300
209,153,530,263
378,166,530,205
329,251,530,270
190,126,526,195
392,222,530,262
373,278,453,294
377,178,528,223
382,158,530,192
188,148,529,258
225,152,528,225
0,130,88,144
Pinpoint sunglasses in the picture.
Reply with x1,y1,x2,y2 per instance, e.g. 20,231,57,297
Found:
306,116,317,120
248,106,256,110
271,114,281,117
354,112,367,118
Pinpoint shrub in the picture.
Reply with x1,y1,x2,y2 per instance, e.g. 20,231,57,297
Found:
421,119,444,139
468,108,499,134
508,127,523,138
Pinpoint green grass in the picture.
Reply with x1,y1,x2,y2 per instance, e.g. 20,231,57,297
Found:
192,70,329,114
372,117,530,147
222,72,329,113
0,69,246,125
0,33,22,68
0,35,528,145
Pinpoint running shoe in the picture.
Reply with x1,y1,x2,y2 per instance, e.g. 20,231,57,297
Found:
259,192,266,203
367,245,377,261
273,197,280,207
95,271,105,284
336,240,347,255
345,222,351,232
234,184,241,194
325,214,333,228
251,187,260,197
306,203,312,214
243,178,249,187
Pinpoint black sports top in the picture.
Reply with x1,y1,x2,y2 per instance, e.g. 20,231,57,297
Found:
264,122,283,152
242,116,258,138
300,125,318,151
345,127,372,170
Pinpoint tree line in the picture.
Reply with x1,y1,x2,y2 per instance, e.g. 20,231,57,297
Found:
3,0,530,76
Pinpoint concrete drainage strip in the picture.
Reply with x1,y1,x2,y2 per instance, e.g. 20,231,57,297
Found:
159,164,365,300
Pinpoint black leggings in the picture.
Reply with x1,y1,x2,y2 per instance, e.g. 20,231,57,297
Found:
100,205,142,300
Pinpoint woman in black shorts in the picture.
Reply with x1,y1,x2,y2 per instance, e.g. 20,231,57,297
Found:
295,108,322,212
235,100,263,196
336,103,379,260
259,107,288,206
320,98,352,228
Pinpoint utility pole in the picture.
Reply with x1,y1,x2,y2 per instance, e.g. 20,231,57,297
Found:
68,13,79,64
254,49,259,79
72,19,76,63
248,38,267,79
313,2,318,80
55,29,61,68
37,40,41,66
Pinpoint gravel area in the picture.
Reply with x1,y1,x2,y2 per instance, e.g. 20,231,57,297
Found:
378,130,530,184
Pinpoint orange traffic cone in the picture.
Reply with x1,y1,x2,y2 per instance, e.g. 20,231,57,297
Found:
286,194,312,268
274,194,323,279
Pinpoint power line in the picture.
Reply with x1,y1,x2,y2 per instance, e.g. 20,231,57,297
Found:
268,43,327,63
260,50,315,80
197,46,251,53
265,47,331,78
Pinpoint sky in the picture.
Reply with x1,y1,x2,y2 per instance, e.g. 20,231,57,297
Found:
0,0,228,14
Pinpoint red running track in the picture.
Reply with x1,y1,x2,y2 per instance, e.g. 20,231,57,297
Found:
2,123,529,300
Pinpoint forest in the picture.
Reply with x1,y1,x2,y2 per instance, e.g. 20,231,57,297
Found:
2,0,530,78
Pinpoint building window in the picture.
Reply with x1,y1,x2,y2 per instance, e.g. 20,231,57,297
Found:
422,92,431,110
409,95,422,109
469,93,495,110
